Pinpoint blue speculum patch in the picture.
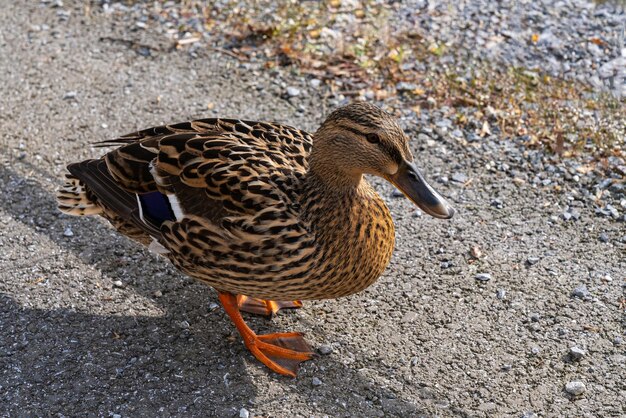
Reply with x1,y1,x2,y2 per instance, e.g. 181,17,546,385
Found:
139,191,176,224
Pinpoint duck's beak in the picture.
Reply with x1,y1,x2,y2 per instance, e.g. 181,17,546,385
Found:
387,160,455,219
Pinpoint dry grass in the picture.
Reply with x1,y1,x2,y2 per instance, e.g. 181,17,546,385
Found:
428,66,624,158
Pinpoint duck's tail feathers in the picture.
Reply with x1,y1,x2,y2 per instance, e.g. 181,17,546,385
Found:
57,174,104,216
64,159,162,238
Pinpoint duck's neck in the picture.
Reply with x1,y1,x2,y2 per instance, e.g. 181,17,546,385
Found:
302,149,367,225
306,128,363,192
307,156,362,192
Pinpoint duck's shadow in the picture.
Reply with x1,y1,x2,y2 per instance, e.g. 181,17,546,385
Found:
0,161,429,417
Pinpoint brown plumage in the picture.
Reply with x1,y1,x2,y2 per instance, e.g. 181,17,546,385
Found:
57,102,454,376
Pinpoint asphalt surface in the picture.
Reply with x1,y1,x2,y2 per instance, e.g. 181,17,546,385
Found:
1,2,624,417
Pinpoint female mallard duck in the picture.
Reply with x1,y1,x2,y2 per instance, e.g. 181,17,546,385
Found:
57,102,454,377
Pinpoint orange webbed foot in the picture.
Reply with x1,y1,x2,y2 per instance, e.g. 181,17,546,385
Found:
237,294,303,317
246,332,315,377
219,292,314,377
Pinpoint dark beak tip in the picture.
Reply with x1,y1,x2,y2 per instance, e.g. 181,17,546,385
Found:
434,204,455,219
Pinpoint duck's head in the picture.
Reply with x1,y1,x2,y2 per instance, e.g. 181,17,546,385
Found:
312,102,455,219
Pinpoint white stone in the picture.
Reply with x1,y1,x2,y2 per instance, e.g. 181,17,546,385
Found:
565,381,586,396
286,87,300,97
569,346,585,360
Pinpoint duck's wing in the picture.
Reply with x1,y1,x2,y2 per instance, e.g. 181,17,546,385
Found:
115,119,317,290
66,118,317,278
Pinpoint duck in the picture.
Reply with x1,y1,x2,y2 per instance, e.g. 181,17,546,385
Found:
57,102,455,377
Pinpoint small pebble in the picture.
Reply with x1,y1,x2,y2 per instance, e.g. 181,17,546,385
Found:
413,209,422,217
475,273,492,281
312,377,322,386
466,132,479,142
572,285,590,299
208,302,219,311
526,256,540,266
112,414,121,418
63,91,77,100
613,336,622,346
391,188,404,198
530,347,541,356
569,346,585,361
153,290,163,298
179,320,190,329
598,233,609,243
396,82,417,92
562,212,572,221
309,78,321,88
417,133,431,143
451,172,468,183
470,246,483,259
239,408,250,418
436,118,452,129
530,313,540,322
318,345,333,355
137,46,151,57
286,86,300,97
496,289,506,299
565,381,586,396
112,280,124,288
63,227,74,237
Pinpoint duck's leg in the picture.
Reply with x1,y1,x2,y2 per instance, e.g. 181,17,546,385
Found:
236,294,303,317
219,292,315,377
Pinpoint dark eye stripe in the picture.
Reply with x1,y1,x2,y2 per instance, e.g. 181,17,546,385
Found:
342,125,380,144
343,124,401,162
365,133,380,143
343,126,366,137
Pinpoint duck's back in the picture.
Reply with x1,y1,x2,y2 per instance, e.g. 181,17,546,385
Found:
106,117,312,191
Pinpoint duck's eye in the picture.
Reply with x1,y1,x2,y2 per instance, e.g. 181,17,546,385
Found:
365,133,380,144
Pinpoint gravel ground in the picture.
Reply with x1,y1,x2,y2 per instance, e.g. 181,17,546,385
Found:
1,1,624,417
103,0,625,96
399,0,625,95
